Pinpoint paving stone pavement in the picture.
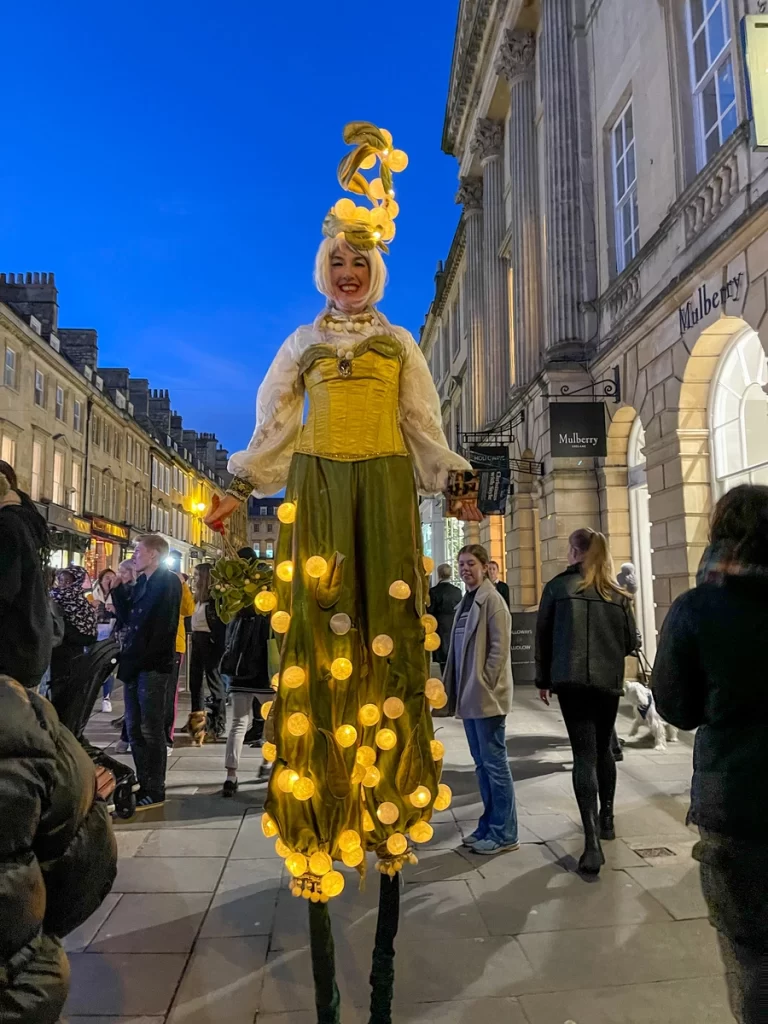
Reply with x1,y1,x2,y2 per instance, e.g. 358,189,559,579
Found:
63,688,733,1023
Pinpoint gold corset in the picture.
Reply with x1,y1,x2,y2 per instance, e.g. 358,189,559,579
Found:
295,337,408,462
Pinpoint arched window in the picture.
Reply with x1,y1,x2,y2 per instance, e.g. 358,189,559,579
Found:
711,329,768,494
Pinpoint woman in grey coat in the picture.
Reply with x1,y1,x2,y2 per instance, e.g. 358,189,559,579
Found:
443,544,517,855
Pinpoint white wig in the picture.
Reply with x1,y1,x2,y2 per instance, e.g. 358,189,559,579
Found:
313,236,388,308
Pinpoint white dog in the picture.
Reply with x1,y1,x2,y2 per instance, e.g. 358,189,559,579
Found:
624,681,679,750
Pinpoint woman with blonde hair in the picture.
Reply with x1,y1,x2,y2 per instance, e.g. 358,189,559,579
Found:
535,528,637,874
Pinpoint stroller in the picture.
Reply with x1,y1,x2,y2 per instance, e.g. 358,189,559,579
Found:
65,637,140,820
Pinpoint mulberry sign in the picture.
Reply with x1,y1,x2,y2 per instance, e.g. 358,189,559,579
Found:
678,273,743,333
550,402,607,458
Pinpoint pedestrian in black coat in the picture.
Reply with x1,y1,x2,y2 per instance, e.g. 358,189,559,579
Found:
654,484,768,1024
428,563,462,669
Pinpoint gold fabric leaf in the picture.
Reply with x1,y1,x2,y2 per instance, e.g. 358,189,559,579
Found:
316,552,345,610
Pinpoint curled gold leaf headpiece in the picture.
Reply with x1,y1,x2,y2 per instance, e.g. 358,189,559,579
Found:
322,121,409,254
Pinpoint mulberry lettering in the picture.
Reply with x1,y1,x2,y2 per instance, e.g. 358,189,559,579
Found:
679,273,743,333
558,433,599,447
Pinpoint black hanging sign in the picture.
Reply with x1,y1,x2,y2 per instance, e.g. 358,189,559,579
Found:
549,402,607,458
466,445,511,515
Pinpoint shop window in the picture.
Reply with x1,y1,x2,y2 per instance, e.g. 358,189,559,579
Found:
53,451,64,505
711,329,768,492
31,441,42,501
4,346,17,389
611,100,639,273
686,0,737,169
34,368,45,407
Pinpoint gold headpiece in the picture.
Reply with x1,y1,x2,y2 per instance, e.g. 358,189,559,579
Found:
322,121,409,254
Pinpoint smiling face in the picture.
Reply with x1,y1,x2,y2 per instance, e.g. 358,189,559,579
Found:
329,242,371,313
458,552,486,591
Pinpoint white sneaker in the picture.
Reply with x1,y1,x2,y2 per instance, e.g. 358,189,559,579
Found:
101,697,113,713
167,745,174,755
115,740,130,753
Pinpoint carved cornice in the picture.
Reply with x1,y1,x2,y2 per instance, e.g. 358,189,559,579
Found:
471,118,504,161
455,177,484,212
442,0,498,156
495,29,535,84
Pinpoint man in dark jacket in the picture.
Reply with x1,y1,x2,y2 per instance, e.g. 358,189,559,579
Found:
488,560,511,608
428,563,462,670
654,484,768,1024
0,469,53,687
112,534,181,809
0,675,117,1024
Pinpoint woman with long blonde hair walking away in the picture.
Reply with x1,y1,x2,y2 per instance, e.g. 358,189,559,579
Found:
535,529,637,874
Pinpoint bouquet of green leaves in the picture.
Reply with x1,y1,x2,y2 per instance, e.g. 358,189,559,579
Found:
211,554,276,624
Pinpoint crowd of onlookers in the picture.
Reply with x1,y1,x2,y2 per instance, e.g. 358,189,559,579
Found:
1,451,767,1022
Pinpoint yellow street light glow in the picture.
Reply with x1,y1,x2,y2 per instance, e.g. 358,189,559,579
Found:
321,870,345,897
342,846,364,867
356,745,377,767
424,632,441,652
409,785,431,808
409,821,434,844
286,852,308,877
430,690,448,710
276,560,294,582
261,814,278,838
382,697,405,719
386,833,408,856
338,829,361,853
287,712,310,737
261,741,276,762
277,768,299,793
277,501,296,524
362,766,381,788
271,610,291,634
309,851,332,876
331,657,353,680
421,614,438,633
293,777,315,801
282,665,306,689
434,783,452,811
260,700,273,720
275,837,291,858
359,704,381,727
430,739,445,761
254,590,278,613
375,728,397,751
425,679,445,702
335,724,358,748
376,801,399,824
305,555,327,578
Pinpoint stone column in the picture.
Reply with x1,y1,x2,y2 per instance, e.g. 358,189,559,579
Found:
496,30,542,387
456,177,485,430
471,119,508,423
539,0,584,358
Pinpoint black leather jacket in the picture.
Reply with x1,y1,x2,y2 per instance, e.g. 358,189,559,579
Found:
535,565,637,695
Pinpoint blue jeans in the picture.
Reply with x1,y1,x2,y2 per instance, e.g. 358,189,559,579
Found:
463,715,518,845
124,670,170,801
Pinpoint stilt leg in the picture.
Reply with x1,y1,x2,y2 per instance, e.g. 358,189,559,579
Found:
308,900,341,1024
369,872,401,1024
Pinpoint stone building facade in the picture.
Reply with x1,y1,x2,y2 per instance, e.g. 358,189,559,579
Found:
0,273,246,575
420,0,768,656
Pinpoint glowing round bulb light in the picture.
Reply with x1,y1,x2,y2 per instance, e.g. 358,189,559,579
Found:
338,830,361,853
434,783,452,811
282,665,306,689
382,697,404,719
261,814,277,838
261,741,276,762
430,690,448,710
375,728,397,751
309,851,332,876
335,724,357,748
276,560,294,582
421,614,438,633
330,613,352,635
321,870,345,898
351,763,366,784
386,833,408,856
277,768,299,793
287,712,310,737
359,704,381,727
356,745,377,767
409,785,432,808
372,634,394,657
430,739,445,761
260,700,273,721
342,846,364,867
293,777,315,801
275,837,291,858
422,556,435,574
388,579,411,600
424,632,441,652
425,679,446,702
362,766,381,788
286,852,308,877
376,801,399,824
270,673,279,691
331,657,353,681
305,556,327,579
409,821,434,844
271,610,291,634
254,590,278,613
363,810,376,832
277,501,296,524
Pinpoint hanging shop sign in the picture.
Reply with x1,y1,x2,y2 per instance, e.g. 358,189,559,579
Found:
466,445,512,515
549,402,607,458
45,502,92,537
743,15,768,150
89,517,129,542
678,273,744,333
510,611,538,684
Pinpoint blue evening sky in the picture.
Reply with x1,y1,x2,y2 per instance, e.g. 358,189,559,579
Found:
1,1,461,456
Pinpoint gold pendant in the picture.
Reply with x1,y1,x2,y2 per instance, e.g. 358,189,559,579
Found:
338,358,352,378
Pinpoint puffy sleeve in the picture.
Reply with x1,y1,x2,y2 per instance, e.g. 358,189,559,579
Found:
397,329,471,495
227,330,305,498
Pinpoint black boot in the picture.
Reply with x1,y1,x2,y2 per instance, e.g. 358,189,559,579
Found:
599,801,616,841
578,811,605,875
